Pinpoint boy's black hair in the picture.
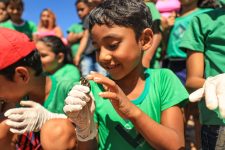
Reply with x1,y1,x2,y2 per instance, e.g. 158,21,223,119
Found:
0,0,9,4
75,0,93,7
197,0,220,8
38,35,73,64
89,0,152,40
8,0,23,8
0,50,43,81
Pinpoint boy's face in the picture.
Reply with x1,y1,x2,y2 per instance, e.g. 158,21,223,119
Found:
7,3,23,21
0,2,8,22
91,24,143,80
76,2,90,20
36,41,60,74
0,75,26,103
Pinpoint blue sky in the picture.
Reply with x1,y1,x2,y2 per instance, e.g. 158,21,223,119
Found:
23,0,80,36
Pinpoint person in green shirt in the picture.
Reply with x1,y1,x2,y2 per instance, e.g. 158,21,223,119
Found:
0,28,77,150
0,0,9,23
36,35,80,82
67,0,92,58
63,0,189,149
0,0,37,40
179,4,225,149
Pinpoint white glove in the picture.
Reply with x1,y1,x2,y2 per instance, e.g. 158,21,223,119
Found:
189,73,225,118
63,85,96,141
4,101,67,134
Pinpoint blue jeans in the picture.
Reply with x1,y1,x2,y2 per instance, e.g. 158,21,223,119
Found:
80,53,107,77
201,125,225,150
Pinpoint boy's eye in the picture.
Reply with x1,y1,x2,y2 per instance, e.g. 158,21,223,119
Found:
40,54,47,58
107,43,119,50
94,47,100,52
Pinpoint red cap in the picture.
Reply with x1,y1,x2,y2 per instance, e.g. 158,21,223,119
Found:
0,28,36,70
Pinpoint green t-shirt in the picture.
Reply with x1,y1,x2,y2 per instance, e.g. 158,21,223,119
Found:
166,8,211,58
53,64,80,82
91,69,188,150
43,76,76,113
180,9,225,125
67,23,84,57
0,20,37,40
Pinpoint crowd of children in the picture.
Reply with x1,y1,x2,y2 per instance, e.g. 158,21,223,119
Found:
1,0,225,149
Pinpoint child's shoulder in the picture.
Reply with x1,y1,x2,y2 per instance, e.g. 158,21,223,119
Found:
146,68,180,84
147,68,175,77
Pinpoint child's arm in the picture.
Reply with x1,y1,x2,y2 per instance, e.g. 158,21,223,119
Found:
74,29,89,66
186,50,205,92
67,32,84,45
87,72,185,149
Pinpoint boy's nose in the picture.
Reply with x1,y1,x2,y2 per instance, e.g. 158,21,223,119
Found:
98,49,112,62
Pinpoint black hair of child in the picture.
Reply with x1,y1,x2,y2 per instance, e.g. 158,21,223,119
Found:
75,0,93,7
0,0,9,5
89,0,152,40
8,0,23,8
38,35,74,65
0,50,43,81
197,0,220,8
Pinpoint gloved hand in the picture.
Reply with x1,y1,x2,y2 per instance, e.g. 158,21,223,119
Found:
63,84,96,141
189,73,225,118
4,101,67,134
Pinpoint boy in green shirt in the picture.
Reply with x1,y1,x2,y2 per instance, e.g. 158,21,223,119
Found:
63,0,189,149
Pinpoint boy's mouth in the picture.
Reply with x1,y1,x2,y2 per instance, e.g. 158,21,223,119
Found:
105,64,120,70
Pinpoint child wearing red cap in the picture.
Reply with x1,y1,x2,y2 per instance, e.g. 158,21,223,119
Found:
0,28,77,150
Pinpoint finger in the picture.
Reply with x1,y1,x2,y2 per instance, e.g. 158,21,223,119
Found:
9,128,26,134
5,119,26,129
91,75,118,92
4,108,26,117
205,81,218,110
63,105,83,113
72,85,90,93
65,96,87,106
7,114,25,121
217,81,225,118
20,101,38,107
99,91,119,102
189,88,204,102
68,89,90,102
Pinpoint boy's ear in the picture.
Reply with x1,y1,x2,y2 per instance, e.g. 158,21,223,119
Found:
57,52,65,64
14,67,30,83
139,28,153,51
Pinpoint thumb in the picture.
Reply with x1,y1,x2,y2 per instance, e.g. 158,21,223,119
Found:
20,101,39,108
189,88,204,102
